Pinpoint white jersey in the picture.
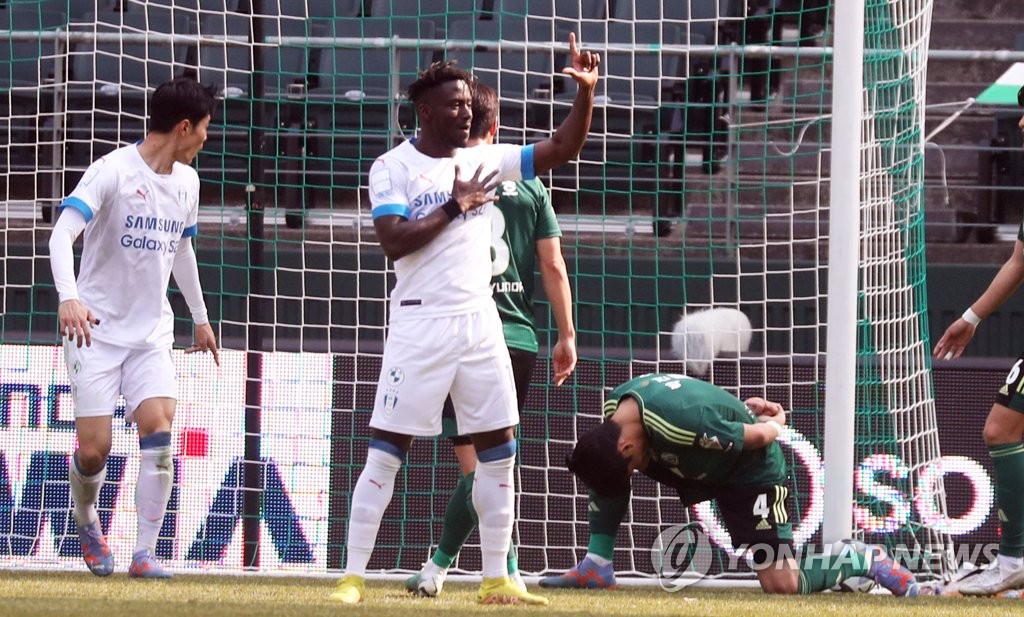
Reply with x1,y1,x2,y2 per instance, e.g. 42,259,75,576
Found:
60,144,200,349
368,139,535,321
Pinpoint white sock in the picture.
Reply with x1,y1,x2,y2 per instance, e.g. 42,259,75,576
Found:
472,454,516,579
998,553,1024,574
586,553,612,567
69,452,106,527
134,444,173,556
344,446,402,576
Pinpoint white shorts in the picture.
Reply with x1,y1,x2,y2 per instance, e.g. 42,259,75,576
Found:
63,338,177,422
369,307,519,437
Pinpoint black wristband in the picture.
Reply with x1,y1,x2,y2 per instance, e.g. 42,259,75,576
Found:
441,198,462,222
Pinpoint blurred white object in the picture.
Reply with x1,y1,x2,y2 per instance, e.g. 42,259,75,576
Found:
671,308,753,376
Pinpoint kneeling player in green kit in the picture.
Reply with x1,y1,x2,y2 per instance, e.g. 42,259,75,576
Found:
542,372,920,596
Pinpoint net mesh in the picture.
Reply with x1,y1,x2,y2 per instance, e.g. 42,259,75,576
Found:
0,0,951,581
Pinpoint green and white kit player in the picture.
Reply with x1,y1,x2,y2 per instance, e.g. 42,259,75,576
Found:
931,85,1024,596
543,373,920,596
405,81,577,598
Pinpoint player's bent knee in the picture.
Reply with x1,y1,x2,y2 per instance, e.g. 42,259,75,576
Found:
757,569,799,595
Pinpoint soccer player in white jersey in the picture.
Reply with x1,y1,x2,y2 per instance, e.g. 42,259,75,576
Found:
331,33,599,606
48,77,220,579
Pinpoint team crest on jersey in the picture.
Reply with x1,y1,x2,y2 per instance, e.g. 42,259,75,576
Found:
382,393,398,416
386,367,405,386
699,433,733,451
178,187,189,209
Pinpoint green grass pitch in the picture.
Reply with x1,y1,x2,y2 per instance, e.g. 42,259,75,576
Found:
0,571,1017,617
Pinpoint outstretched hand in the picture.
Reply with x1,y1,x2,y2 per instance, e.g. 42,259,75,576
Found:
450,164,501,215
58,299,100,348
932,319,975,360
186,321,221,366
551,337,577,386
562,32,600,90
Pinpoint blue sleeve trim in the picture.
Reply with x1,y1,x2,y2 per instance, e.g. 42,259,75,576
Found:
58,196,94,223
182,224,198,238
478,439,518,463
369,438,407,459
372,203,410,220
520,144,536,180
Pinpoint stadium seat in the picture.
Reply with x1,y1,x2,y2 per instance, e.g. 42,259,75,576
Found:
611,1,735,176
446,16,562,141
132,0,201,11
306,17,434,190
68,8,192,93
65,7,193,166
308,0,363,19
493,0,605,20
312,17,432,101
613,0,740,45
193,8,318,187
261,18,317,97
543,19,687,192
369,0,481,37
197,12,252,97
64,0,117,22
1,6,67,182
199,0,241,11
260,0,310,19
0,6,67,92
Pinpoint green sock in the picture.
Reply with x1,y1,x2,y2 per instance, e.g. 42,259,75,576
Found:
586,490,629,561
431,472,476,569
587,533,616,561
507,544,518,575
797,547,868,594
990,443,1024,558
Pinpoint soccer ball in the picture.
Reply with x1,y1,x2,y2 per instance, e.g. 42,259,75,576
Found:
836,575,876,593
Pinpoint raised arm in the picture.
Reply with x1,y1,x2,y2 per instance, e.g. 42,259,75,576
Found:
531,32,601,175
933,238,1024,360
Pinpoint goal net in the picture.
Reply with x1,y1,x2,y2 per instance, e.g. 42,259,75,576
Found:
0,0,952,583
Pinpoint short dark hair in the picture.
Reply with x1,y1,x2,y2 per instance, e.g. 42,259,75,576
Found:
149,77,217,134
566,420,632,498
407,60,473,104
470,81,498,139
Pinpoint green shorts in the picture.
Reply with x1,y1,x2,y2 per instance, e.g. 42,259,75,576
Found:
645,463,794,559
440,396,469,444
994,355,1024,413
